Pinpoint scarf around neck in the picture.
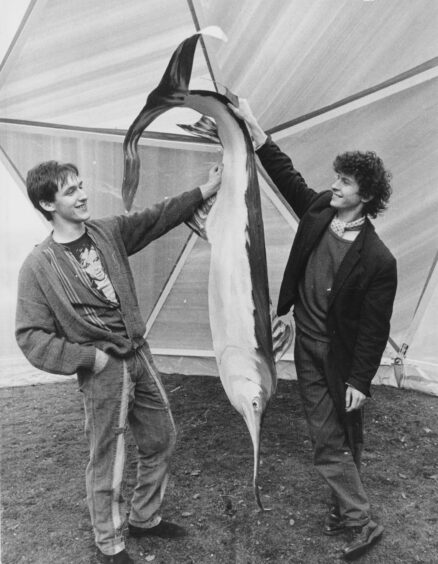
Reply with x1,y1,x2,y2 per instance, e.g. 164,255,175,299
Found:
330,215,366,238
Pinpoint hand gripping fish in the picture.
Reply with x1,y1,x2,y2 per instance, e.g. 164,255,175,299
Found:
122,27,292,510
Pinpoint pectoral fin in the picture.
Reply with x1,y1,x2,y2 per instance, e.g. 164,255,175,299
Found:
271,307,294,362
177,115,221,144
185,193,217,240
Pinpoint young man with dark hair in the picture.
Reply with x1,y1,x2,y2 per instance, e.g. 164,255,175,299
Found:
16,159,222,564
230,100,397,561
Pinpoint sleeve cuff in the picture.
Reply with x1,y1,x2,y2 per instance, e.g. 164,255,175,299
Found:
254,134,268,151
346,379,371,397
79,347,98,370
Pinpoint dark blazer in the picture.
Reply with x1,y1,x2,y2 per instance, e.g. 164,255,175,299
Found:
257,138,397,408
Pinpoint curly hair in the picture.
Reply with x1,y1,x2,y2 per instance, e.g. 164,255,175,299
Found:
333,151,392,218
26,161,79,221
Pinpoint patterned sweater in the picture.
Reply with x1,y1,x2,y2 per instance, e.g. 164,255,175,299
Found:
15,188,203,376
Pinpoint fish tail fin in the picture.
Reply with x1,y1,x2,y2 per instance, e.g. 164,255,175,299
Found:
122,29,227,211
122,151,140,212
157,27,227,95
122,33,202,211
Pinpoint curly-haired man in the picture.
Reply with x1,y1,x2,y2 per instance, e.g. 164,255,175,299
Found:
230,100,397,561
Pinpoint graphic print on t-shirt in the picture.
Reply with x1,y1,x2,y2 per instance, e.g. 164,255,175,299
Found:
64,232,118,304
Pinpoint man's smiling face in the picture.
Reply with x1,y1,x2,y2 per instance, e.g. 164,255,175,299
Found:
330,172,369,218
45,173,90,225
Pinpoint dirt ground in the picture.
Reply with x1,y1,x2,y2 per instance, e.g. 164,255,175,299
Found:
1,374,437,564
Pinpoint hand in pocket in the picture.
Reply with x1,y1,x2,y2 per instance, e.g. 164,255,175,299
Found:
93,349,110,375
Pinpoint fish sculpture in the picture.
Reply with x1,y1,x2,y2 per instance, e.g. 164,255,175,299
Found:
122,27,292,510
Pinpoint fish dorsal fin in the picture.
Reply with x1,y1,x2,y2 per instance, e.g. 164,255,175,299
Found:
270,307,294,362
177,115,221,143
185,193,217,240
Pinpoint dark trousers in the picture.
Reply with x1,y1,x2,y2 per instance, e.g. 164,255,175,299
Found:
294,330,370,526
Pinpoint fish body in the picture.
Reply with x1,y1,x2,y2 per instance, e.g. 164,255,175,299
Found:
122,28,290,509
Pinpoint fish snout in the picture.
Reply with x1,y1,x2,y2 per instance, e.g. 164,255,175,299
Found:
237,390,266,511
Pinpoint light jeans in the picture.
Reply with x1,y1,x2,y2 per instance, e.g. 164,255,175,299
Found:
78,343,176,555
294,330,370,527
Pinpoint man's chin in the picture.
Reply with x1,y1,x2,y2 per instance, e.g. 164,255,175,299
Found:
78,210,91,221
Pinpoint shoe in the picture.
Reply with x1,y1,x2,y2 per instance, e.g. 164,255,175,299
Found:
129,520,187,539
341,520,384,560
99,549,134,564
323,505,346,536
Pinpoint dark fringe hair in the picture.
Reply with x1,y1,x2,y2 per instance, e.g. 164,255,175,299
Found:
26,161,79,221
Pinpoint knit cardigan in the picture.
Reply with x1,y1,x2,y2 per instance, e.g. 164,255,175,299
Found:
15,188,203,376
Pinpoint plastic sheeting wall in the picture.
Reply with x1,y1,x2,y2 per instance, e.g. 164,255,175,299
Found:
1,0,437,393
0,124,220,370
270,78,438,346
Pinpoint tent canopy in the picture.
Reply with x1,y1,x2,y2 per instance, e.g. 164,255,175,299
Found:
1,0,437,393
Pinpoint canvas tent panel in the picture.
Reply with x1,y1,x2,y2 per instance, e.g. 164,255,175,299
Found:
259,179,297,308
1,128,126,217
121,139,222,321
398,279,438,399
408,278,438,365
147,187,297,355
1,1,436,394
0,124,219,323
2,1,437,133
193,0,438,132
147,235,212,352
0,154,48,359
0,0,209,130
401,254,438,395
268,78,438,346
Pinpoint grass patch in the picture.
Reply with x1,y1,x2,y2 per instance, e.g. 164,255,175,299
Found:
1,375,438,563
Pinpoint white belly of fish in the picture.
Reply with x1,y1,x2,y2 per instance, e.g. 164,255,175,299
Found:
207,165,256,359
188,95,261,385
207,162,263,410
